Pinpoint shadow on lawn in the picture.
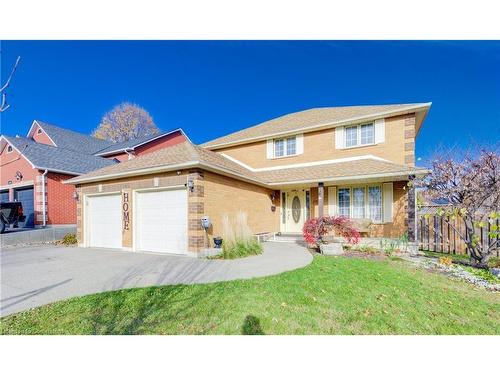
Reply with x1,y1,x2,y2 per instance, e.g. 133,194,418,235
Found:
87,282,230,335
241,315,264,335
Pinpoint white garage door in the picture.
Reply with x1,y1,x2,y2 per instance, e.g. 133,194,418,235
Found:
135,188,188,254
87,194,122,249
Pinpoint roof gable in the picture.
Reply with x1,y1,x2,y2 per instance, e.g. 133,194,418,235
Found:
2,135,116,175
29,121,112,155
94,129,187,156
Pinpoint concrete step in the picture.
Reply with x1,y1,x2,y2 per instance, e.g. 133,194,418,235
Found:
268,234,306,244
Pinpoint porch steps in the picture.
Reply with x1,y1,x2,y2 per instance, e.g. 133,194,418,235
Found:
268,233,306,245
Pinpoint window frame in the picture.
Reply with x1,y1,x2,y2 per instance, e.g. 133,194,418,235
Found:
337,184,383,223
344,122,375,149
273,135,297,158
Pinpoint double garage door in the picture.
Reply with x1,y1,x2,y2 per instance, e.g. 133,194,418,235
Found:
86,189,187,254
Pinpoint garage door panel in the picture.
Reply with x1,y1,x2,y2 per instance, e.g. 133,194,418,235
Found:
87,194,121,249
136,189,187,254
14,187,34,228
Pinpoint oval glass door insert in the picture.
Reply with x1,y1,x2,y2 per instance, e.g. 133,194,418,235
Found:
292,196,301,223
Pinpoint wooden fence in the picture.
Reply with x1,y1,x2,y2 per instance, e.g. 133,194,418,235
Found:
417,214,500,257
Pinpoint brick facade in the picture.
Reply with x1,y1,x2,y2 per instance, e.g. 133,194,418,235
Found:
45,172,77,224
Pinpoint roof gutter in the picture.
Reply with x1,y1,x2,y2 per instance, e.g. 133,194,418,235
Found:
266,169,430,186
204,103,432,150
64,161,200,185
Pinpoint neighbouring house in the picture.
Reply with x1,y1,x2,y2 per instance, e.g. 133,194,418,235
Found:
0,120,187,227
67,103,431,256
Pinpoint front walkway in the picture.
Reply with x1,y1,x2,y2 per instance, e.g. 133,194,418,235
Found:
0,241,312,316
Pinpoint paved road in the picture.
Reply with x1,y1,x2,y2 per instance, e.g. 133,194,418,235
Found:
0,242,312,316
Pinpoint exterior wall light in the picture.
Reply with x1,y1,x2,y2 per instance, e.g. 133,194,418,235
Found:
72,191,79,201
187,179,194,192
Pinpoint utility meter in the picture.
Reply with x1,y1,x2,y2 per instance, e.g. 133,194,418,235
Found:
201,216,211,229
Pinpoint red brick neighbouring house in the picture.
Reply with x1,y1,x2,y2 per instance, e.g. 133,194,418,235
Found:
0,120,187,227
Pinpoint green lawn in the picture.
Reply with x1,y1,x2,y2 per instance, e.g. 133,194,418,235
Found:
1,255,499,335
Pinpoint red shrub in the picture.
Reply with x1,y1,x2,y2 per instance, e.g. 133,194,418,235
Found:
302,216,360,245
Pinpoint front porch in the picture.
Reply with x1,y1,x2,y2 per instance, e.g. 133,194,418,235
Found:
276,175,417,242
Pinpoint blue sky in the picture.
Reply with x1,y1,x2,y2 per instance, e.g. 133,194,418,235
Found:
1,41,499,165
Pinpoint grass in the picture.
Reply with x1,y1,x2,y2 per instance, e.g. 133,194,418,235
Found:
1,255,499,335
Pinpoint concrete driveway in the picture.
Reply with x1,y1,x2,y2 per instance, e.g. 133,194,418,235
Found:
0,242,312,316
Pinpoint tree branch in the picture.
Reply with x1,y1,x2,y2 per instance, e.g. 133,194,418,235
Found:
0,56,21,113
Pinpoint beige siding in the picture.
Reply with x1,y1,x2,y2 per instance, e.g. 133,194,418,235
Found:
215,114,415,168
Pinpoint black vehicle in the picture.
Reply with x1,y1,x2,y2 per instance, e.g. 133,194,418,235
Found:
0,202,26,233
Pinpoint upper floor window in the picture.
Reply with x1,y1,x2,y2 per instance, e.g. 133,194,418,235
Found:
7,145,13,153
274,136,296,157
37,128,43,134
345,123,374,148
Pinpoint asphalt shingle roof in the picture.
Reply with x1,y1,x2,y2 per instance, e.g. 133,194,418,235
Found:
202,103,431,149
35,121,113,155
68,141,260,183
256,158,426,184
5,136,117,175
95,131,176,155
67,140,427,185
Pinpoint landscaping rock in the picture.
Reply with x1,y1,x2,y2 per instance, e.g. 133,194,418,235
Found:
404,256,500,291
320,242,344,255
491,268,500,278
405,243,419,256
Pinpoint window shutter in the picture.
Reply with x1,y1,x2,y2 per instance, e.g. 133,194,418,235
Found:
335,126,344,149
296,134,304,154
375,119,385,144
383,182,393,223
328,186,337,216
266,139,274,159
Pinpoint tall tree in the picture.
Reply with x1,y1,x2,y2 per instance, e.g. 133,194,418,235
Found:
423,149,500,267
0,56,21,113
93,103,159,143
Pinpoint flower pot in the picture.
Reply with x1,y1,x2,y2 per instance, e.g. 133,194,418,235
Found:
213,237,223,248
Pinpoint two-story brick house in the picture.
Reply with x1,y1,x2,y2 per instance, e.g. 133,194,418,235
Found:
67,103,431,256
0,120,187,228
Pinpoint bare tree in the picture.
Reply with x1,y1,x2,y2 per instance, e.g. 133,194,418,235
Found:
423,149,500,267
0,56,21,113
93,103,159,143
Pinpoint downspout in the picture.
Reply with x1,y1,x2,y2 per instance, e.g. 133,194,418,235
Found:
42,169,48,227
124,149,134,160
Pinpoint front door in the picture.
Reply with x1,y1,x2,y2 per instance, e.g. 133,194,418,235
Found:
284,190,306,233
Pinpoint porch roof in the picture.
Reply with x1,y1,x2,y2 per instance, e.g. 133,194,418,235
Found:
255,158,428,186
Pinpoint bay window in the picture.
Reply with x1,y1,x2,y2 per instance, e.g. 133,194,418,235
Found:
368,186,382,222
338,188,350,217
337,184,383,223
352,187,366,218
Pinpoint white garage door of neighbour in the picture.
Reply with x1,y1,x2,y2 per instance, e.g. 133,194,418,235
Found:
135,188,188,254
87,194,122,249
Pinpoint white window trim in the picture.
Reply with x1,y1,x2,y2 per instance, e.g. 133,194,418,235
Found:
343,123,375,149
337,183,384,224
271,134,302,159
